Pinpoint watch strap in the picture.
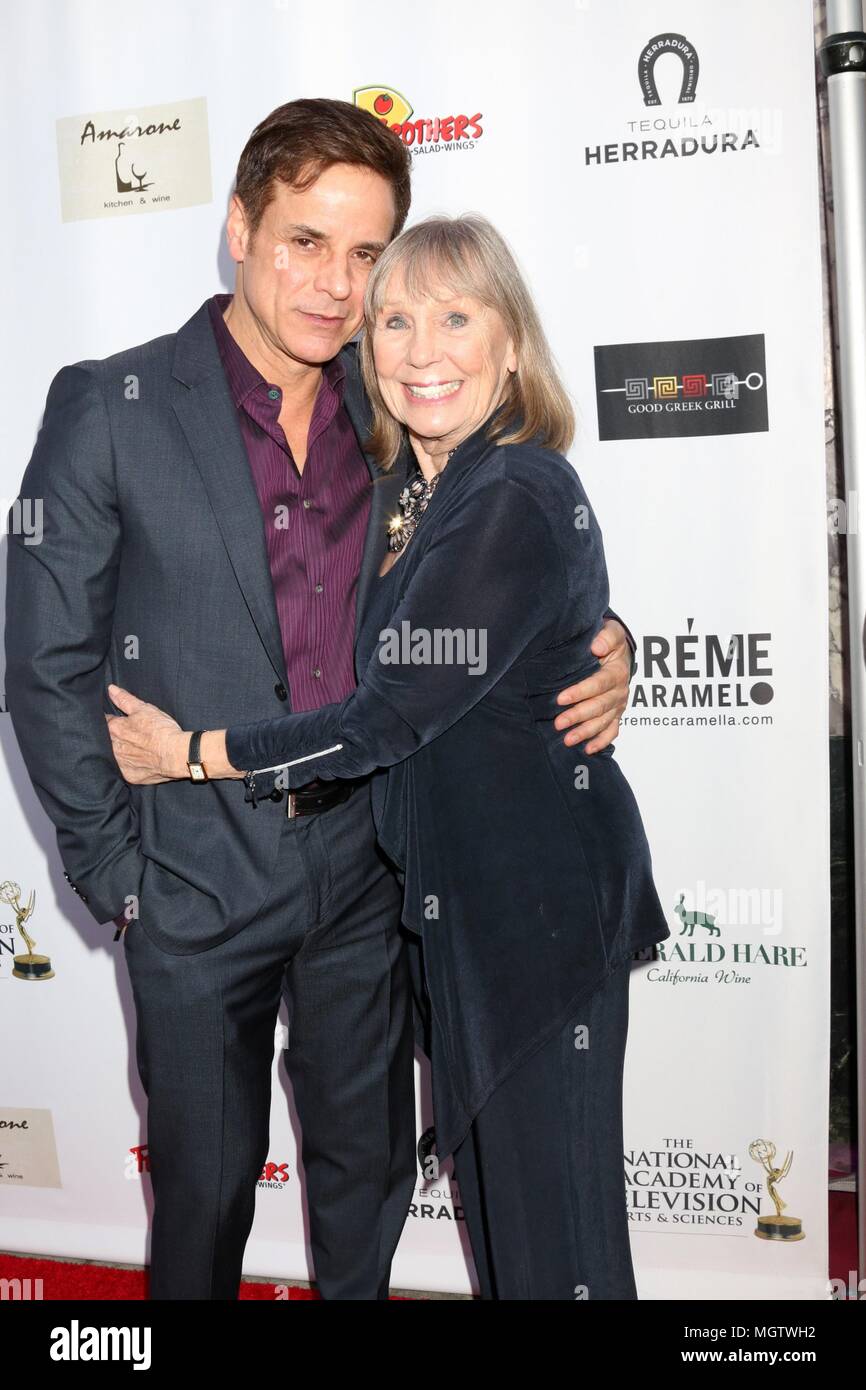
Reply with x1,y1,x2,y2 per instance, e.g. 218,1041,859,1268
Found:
187,730,209,781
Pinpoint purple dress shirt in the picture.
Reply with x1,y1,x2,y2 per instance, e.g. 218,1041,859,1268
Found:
207,293,372,714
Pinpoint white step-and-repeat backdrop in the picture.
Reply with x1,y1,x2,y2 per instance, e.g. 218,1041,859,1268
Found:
1,0,830,1299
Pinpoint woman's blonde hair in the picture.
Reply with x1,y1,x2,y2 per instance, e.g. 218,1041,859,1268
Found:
359,214,575,469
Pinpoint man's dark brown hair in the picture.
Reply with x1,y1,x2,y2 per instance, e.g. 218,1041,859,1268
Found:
234,97,412,240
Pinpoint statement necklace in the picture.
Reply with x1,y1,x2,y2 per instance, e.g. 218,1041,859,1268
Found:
386,449,455,555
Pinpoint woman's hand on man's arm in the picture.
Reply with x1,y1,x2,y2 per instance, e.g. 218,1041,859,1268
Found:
105,684,244,782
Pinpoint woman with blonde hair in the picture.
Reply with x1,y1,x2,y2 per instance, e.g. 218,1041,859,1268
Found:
107,213,669,1300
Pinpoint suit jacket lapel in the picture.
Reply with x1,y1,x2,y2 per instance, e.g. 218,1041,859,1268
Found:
169,310,410,684
171,303,288,686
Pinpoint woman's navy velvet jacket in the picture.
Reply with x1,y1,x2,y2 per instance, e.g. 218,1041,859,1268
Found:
226,418,671,1159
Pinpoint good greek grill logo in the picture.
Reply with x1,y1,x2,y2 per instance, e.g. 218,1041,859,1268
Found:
594,335,768,440
354,85,483,155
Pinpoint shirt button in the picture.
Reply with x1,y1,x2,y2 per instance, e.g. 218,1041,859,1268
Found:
302,499,312,509
267,387,280,400
313,667,322,679
315,583,324,593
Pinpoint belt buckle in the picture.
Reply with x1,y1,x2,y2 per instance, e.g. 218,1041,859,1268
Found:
287,791,297,819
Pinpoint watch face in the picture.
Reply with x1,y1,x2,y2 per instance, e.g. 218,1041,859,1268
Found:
189,763,206,783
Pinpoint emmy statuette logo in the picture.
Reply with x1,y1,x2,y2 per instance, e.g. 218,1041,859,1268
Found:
749,1138,805,1242
0,881,54,981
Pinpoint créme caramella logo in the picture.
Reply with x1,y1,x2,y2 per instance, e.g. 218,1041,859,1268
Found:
353,85,483,152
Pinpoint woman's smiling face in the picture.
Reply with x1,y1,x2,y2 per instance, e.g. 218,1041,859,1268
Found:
371,269,517,454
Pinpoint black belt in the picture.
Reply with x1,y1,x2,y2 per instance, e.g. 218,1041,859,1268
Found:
270,776,359,818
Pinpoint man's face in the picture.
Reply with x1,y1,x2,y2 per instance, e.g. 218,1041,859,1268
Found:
227,162,396,367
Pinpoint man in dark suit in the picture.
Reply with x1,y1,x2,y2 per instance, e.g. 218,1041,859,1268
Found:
4,99,637,1299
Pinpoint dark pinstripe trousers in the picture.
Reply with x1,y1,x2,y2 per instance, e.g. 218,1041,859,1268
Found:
123,780,416,1300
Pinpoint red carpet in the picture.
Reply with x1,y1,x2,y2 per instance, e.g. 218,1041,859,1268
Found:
0,1254,342,1299
828,1187,858,1289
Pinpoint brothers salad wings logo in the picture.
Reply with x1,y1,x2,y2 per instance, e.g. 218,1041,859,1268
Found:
353,85,483,154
